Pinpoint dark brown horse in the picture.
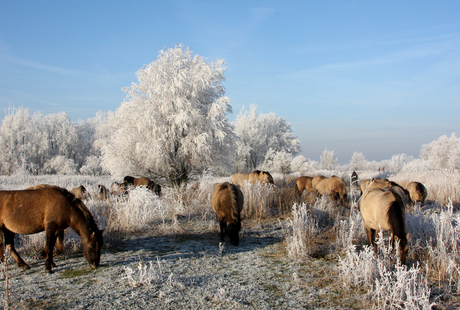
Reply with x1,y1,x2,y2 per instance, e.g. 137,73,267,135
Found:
359,186,409,264
211,182,244,246
124,176,161,196
0,187,103,272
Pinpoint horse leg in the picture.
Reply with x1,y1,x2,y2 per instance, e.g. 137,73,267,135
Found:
219,220,226,241
54,230,65,256
0,230,4,262
364,225,376,253
2,229,30,269
44,229,58,272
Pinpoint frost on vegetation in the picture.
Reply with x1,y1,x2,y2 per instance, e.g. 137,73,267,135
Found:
339,233,433,309
284,203,319,258
240,182,276,218
425,200,460,293
108,187,169,232
123,258,182,289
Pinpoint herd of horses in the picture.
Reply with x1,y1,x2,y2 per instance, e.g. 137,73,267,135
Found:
0,169,427,273
294,174,426,264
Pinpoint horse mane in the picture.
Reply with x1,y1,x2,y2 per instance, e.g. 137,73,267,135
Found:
387,189,407,241
59,187,99,232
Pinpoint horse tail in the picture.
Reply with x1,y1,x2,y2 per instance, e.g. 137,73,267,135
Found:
387,193,407,241
227,184,241,223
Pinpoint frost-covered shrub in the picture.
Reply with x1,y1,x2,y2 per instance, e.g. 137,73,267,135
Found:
284,203,319,258
44,155,77,175
339,233,432,309
240,182,277,218
79,155,103,176
106,187,170,233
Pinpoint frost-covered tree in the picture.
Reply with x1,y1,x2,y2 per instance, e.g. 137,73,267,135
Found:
320,148,337,170
386,153,414,173
348,151,367,171
421,133,460,170
0,106,34,174
99,45,236,185
233,105,301,172
291,155,319,172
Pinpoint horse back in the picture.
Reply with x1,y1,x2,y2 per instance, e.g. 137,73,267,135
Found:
211,182,243,223
0,187,73,235
359,188,396,231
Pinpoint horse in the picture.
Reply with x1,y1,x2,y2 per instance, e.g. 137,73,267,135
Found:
0,187,104,272
231,170,274,187
294,176,314,196
359,186,409,264
351,171,359,187
360,178,411,206
71,185,91,200
313,176,347,205
406,182,427,207
97,185,110,200
111,181,128,195
211,182,244,246
124,176,161,196
26,184,65,256
311,175,326,194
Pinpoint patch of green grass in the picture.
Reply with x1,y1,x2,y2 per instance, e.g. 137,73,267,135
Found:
59,268,94,279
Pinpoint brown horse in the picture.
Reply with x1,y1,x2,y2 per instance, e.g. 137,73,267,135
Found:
359,186,409,264
26,184,66,256
124,176,161,196
313,176,347,204
295,176,314,196
96,185,110,200
211,182,244,246
361,178,411,206
406,182,427,207
231,170,274,187
71,185,91,200
0,187,103,272
311,175,326,193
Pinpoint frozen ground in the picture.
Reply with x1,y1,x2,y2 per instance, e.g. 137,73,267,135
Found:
0,220,366,310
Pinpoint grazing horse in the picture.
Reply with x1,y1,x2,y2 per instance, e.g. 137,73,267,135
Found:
311,175,326,194
0,187,104,272
231,170,274,187
295,176,314,196
211,182,244,246
406,182,427,207
359,186,409,264
96,185,110,200
124,176,161,196
313,176,347,205
360,178,411,206
71,185,91,200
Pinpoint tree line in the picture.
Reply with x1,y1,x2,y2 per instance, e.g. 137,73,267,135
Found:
1,45,458,184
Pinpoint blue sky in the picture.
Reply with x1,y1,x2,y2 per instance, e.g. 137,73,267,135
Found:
1,1,459,164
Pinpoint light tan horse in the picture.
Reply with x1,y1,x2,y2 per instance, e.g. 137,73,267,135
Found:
406,182,427,207
294,176,314,196
211,182,244,246
313,176,347,204
0,187,103,272
231,170,274,187
311,175,326,193
360,178,411,206
359,186,409,264
71,185,91,200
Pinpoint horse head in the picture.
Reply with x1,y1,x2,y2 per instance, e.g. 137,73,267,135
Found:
83,228,104,269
